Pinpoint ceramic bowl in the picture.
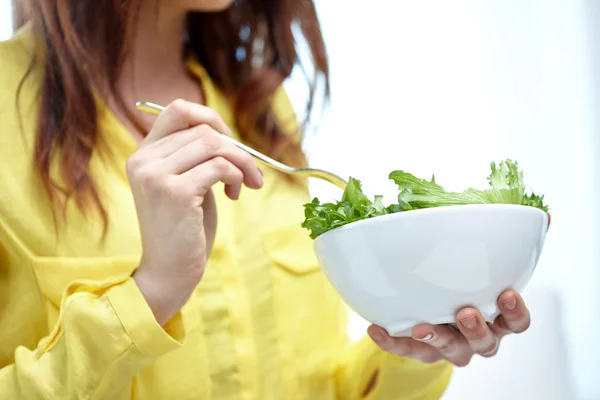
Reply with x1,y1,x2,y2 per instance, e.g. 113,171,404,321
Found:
313,204,549,337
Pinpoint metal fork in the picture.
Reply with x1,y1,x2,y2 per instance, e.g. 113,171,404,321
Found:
135,101,348,190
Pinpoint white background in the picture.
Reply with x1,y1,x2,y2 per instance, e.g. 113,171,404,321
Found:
296,1,599,399
2,1,599,399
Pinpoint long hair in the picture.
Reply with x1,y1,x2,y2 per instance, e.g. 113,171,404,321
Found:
12,0,329,233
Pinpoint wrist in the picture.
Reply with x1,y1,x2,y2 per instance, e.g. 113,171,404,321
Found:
132,268,196,326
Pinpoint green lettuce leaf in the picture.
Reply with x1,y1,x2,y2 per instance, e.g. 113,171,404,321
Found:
390,159,527,210
302,159,548,239
301,178,393,239
522,192,549,212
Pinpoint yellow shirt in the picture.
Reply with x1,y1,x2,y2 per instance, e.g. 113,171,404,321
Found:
0,25,452,400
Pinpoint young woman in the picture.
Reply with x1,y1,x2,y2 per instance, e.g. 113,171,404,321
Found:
0,0,537,398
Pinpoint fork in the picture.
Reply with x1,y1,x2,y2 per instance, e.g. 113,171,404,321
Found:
135,101,348,190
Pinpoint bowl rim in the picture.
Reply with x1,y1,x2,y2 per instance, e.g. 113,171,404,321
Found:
313,203,548,244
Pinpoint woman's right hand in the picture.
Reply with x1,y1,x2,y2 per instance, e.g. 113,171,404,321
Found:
126,99,263,325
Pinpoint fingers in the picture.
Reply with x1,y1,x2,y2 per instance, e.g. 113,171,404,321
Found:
455,308,499,357
142,99,233,146
179,157,245,200
162,125,262,189
492,290,531,335
128,99,263,197
138,127,210,160
371,292,532,367
411,324,473,367
367,325,444,364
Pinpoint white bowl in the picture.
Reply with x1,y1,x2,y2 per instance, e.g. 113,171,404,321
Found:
313,204,549,337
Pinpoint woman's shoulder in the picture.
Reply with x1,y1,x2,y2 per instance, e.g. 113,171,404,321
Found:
0,25,45,212
0,24,33,61
0,23,41,94
0,23,43,148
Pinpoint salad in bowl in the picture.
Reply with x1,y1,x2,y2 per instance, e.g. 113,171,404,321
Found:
301,160,549,337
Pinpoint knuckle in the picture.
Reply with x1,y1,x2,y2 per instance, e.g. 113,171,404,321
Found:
377,342,395,354
196,123,214,135
166,99,188,121
135,167,159,188
479,341,498,356
125,153,144,174
232,167,244,183
419,352,440,364
163,178,185,200
200,129,221,152
211,156,230,173
205,108,221,125
481,349,498,358
241,151,255,168
169,98,187,114
513,319,531,334
187,127,204,141
375,338,399,354
454,356,472,367
390,342,410,357
437,337,458,354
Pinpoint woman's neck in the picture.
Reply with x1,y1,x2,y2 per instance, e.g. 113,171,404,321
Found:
128,3,188,82
115,3,204,139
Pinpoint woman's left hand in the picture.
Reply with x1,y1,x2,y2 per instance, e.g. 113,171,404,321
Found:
367,289,530,366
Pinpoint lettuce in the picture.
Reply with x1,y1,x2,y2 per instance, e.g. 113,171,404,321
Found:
302,159,548,239
391,160,526,210
301,178,398,239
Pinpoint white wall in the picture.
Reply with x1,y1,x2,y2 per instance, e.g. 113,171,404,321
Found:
296,1,600,399
0,1,11,38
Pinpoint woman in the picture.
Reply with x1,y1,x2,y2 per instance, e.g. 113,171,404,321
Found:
0,0,537,399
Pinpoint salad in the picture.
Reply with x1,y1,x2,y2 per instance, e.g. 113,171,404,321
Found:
302,159,549,239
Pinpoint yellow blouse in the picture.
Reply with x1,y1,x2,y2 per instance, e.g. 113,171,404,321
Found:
0,25,452,400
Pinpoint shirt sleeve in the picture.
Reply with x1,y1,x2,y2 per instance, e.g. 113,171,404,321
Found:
0,276,186,399
334,335,453,400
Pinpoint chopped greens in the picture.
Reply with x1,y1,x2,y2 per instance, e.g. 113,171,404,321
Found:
301,178,398,239
302,159,549,239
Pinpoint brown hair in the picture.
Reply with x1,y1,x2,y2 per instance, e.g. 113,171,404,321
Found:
12,0,329,233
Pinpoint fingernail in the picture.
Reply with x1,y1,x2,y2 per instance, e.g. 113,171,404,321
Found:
460,316,478,330
502,296,517,311
416,332,434,342
258,167,264,176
